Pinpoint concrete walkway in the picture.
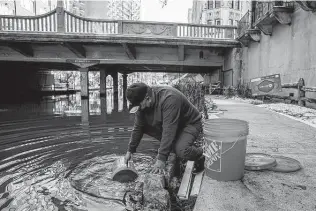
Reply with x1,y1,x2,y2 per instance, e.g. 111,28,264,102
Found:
194,98,316,211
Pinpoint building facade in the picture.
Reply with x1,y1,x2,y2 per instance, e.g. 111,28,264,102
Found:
188,8,193,23
190,0,250,25
107,0,141,20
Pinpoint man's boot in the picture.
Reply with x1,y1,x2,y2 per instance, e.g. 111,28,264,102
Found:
193,155,205,174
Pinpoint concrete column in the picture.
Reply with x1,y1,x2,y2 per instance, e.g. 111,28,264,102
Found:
100,69,107,97
56,0,65,33
81,98,90,125
112,71,119,112
100,96,107,120
122,73,128,110
233,48,242,86
80,68,89,99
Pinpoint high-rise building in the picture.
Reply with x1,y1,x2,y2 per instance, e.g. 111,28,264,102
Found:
190,0,250,25
188,8,193,23
191,0,206,24
107,0,141,21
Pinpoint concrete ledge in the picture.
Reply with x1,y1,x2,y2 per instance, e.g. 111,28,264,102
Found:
0,32,241,48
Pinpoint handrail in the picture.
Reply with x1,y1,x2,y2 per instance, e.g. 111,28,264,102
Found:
64,10,118,23
0,9,57,19
178,23,237,29
0,7,238,39
0,9,57,32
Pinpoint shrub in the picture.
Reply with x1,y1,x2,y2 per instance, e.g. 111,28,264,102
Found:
236,82,252,98
223,86,236,98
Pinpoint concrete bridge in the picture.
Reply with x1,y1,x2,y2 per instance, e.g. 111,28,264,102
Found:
0,1,241,109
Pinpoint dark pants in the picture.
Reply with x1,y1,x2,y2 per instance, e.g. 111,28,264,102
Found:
144,122,203,161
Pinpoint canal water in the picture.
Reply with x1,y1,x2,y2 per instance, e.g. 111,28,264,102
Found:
0,89,160,211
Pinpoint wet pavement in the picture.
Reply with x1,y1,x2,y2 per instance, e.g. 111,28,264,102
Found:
0,90,159,211
194,97,316,211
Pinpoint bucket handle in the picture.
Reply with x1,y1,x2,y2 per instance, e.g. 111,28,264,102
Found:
221,134,244,155
203,134,245,155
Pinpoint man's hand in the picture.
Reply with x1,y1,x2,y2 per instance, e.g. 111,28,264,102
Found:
150,159,166,174
124,151,133,167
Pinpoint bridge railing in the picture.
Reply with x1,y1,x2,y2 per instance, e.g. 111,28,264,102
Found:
0,5,237,39
64,11,118,34
0,9,57,32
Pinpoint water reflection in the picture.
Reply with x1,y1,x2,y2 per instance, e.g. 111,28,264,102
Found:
52,89,127,116
0,88,159,211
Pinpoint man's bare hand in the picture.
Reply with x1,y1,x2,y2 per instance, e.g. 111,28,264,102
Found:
124,152,133,167
150,159,166,174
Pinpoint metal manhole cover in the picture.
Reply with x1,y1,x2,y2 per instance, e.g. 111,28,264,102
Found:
245,153,277,171
268,155,302,173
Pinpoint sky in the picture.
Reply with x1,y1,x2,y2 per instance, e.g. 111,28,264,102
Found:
140,0,193,23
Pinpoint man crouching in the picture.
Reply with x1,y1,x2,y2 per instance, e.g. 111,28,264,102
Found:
124,82,205,174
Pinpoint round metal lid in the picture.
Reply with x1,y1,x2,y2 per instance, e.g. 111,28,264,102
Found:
268,155,302,173
245,153,277,171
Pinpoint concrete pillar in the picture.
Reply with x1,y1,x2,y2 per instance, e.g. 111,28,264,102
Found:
80,68,89,99
81,98,90,125
100,96,107,120
233,48,242,86
100,69,107,97
112,71,119,112
122,73,128,110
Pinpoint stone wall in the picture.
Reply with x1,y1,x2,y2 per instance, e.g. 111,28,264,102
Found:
241,7,316,100
223,48,242,87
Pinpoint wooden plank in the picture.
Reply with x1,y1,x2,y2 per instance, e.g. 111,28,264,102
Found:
190,170,204,197
177,160,194,200
282,83,298,89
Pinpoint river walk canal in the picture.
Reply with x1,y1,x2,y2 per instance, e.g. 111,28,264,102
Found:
0,91,159,211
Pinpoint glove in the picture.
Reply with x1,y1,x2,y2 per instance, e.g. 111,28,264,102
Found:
150,159,166,174
124,151,133,167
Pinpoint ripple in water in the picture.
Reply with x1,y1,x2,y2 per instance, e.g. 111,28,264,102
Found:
0,92,160,211
0,153,155,211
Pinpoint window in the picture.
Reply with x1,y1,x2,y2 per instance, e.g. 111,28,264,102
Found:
208,0,213,9
235,0,240,10
229,1,233,9
215,19,221,25
208,20,213,25
215,0,221,8
228,19,233,25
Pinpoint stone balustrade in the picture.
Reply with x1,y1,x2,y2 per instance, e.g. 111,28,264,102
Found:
0,3,237,40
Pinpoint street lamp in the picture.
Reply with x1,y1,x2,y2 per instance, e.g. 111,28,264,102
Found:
14,0,17,15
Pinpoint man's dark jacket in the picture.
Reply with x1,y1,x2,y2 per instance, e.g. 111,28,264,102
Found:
128,85,202,162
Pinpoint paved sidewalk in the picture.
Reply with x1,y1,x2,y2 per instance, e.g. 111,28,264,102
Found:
194,98,316,211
